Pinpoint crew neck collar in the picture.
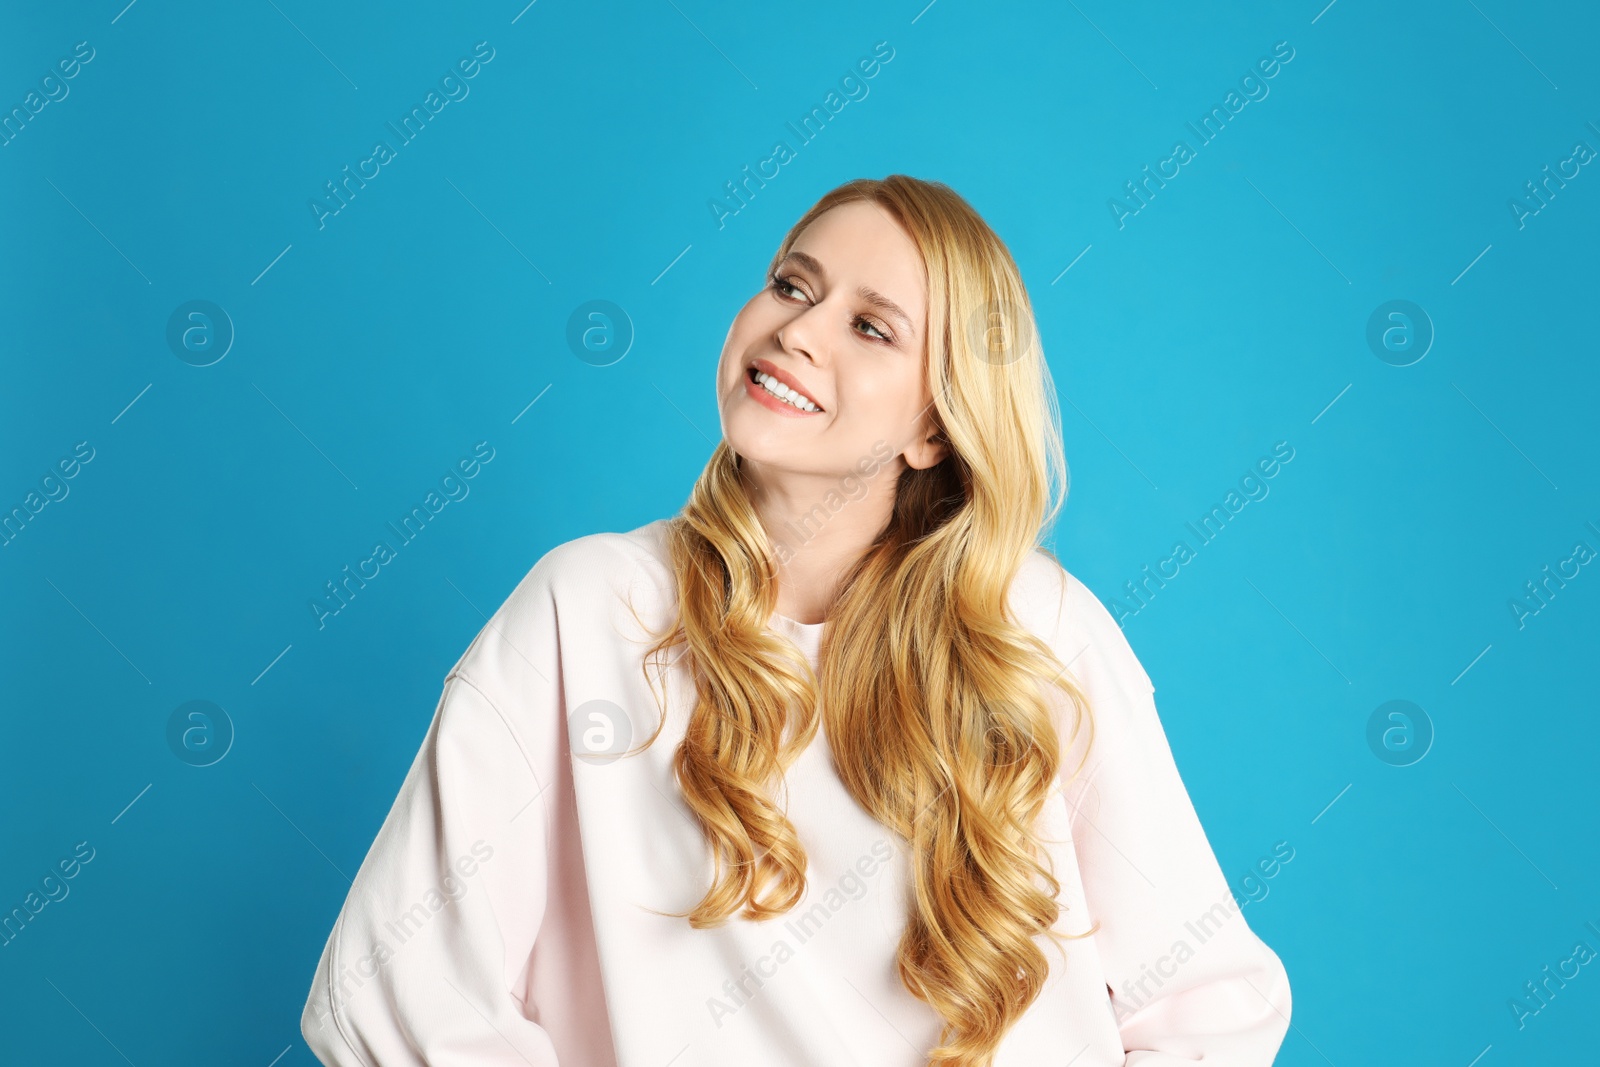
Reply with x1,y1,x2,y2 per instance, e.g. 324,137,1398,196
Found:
772,612,826,630
769,611,825,665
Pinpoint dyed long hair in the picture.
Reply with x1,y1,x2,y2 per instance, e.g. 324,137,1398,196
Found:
639,175,1096,1066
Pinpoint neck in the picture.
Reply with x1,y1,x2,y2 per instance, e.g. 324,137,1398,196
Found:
741,458,901,624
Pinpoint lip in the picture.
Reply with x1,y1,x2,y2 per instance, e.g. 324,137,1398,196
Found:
745,358,825,416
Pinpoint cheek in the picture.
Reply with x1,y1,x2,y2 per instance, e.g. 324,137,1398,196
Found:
846,360,923,417
716,332,746,390
719,307,763,372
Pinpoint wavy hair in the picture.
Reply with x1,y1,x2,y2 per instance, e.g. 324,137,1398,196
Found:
638,175,1096,1066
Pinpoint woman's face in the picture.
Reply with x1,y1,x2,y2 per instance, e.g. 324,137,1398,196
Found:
716,200,947,485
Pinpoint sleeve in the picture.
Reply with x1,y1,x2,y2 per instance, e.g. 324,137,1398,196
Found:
1054,571,1292,1064
299,668,565,1066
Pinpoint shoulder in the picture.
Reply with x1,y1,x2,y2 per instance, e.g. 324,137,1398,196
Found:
444,518,675,687
495,518,672,610
1010,548,1155,698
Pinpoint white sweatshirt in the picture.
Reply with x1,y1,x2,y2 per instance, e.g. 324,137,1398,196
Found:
300,518,1291,1066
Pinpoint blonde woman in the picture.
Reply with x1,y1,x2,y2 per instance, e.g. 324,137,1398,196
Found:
301,175,1292,1066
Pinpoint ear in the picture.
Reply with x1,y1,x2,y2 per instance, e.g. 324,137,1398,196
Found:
903,428,949,471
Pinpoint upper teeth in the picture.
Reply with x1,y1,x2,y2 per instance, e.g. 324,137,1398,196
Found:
754,371,819,412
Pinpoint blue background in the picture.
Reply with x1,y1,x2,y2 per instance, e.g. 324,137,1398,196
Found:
3,0,1597,1063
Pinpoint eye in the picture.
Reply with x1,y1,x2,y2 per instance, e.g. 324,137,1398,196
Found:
768,272,802,300
855,317,892,343
767,272,896,345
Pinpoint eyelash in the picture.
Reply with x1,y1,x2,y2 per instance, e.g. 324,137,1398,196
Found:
768,272,895,344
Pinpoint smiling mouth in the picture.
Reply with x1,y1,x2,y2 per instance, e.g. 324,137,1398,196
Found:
746,365,823,413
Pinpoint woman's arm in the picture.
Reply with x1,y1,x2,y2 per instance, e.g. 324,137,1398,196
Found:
299,668,570,1065
1054,569,1293,1064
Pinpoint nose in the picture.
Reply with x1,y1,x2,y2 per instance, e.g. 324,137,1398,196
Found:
775,302,827,367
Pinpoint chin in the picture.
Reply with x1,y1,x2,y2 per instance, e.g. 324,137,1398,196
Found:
723,423,795,466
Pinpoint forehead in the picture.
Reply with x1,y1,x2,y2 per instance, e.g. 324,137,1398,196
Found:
788,201,927,321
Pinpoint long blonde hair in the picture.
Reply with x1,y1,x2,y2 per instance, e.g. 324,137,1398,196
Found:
639,175,1096,1066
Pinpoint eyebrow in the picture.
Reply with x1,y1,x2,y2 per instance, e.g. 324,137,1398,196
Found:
778,250,917,338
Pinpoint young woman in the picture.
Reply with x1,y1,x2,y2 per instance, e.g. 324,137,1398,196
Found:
300,176,1292,1066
